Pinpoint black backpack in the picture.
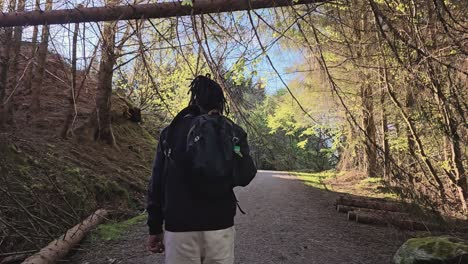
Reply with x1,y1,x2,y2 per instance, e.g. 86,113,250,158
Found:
162,105,257,199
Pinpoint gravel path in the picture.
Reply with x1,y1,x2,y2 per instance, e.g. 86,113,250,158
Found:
70,170,410,264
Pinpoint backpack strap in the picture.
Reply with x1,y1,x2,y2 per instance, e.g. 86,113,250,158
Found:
163,105,201,158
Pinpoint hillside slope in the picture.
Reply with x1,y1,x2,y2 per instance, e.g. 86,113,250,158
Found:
0,43,157,254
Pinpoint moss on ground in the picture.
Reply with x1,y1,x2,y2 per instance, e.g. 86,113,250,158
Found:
91,214,147,241
356,177,398,199
293,170,398,199
394,236,468,264
292,170,338,190
408,237,468,258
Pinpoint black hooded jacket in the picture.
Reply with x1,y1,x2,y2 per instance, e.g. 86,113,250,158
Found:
146,113,237,235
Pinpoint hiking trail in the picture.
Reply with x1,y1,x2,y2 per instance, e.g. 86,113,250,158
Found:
70,171,410,264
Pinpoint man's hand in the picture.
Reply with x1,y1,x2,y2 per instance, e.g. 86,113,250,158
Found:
147,234,165,253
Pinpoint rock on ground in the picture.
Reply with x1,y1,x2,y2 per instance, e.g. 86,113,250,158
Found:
394,236,468,264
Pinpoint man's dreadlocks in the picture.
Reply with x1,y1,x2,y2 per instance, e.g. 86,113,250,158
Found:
188,74,228,114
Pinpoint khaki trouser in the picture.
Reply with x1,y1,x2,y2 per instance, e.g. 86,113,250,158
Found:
164,227,235,264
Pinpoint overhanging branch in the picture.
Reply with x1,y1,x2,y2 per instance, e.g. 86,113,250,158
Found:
0,0,321,27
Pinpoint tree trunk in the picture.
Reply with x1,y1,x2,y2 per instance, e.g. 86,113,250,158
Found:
441,108,467,212
61,21,79,139
405,86,417,173
361,82,377,178
4,0,25,125
380,70,389,180
0,0,15,128
23,0,40,95
356,7,377,178
92,0,119,145
30,0,53,115
428,64,467,212
386,83,446,196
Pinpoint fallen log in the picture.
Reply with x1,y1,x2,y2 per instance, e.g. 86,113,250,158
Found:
347,210,358,221
336,195,404,212
346,209,407,221
337,204,354,213
0,0,322,27
337,205,411,217
354,211,387,226
337,204,375,213
351,211,441,231
22,209,108,264
335,194,398,204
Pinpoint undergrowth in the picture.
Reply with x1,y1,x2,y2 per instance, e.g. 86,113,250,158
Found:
293,170,398,199
91,214,147,241
292,170,338,190
0,116,156,253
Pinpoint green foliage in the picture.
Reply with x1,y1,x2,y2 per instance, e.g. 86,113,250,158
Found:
292,170,336,190
226,58,248,86
355,177,397,198
240,82,339,171
181,0,193,6
388,135,409,152
91,214,147,241
244,68,343,172
94,180,129,202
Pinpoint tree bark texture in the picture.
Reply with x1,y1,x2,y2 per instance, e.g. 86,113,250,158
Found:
0,0,321,27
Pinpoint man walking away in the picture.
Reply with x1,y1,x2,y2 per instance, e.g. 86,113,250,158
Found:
146,75,257,264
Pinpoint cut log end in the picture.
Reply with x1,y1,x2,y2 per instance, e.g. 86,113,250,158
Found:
347,211,357,221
